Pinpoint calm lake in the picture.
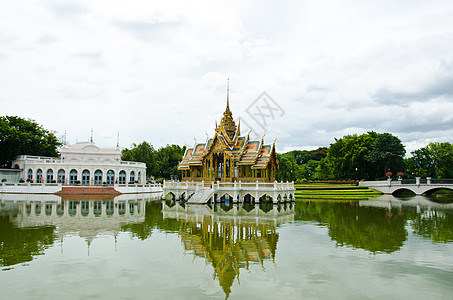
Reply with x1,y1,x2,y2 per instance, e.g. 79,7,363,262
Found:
1,193,452,299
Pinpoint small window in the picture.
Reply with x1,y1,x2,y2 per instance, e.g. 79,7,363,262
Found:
46,169,54,183
70,169,78,185
82,169,90,185
119,170,126,184
36,169,43,183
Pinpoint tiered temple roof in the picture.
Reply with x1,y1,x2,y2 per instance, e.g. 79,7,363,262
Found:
178,95,278,174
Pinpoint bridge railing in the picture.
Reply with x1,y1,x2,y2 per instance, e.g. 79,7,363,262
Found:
360,178,453,187
431,178,453,184
163,180,295,190
401,179,415,184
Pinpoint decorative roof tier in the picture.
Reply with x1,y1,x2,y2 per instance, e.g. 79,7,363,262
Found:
178,87,278,182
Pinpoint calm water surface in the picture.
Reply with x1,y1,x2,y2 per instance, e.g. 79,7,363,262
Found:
1,193,452,299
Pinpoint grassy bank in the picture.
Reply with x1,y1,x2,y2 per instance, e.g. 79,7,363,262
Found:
294,183,382,201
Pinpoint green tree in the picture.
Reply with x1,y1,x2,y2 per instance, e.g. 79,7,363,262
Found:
122,142,158,177
327,132,378,180
155,144,186,179
326,132,405,180
406,142,453,178
366,133,406,177
0,116,61,168
276,153,297,181
314,158,330,180
121,143,186,180
278,147,328,181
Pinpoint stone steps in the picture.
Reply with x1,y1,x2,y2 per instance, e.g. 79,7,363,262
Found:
56,186,121,195
187,189,213,204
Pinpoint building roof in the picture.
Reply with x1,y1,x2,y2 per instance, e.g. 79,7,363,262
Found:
178,101,277,170
59,142,122,156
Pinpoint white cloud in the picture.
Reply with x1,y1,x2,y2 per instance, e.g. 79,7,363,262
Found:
1,0,453,154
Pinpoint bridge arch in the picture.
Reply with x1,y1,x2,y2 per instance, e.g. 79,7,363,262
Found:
391,188,416,196
165,191,175,200
218,192,234,200
423,187,453,196
259,193,274,203
243,193,255,203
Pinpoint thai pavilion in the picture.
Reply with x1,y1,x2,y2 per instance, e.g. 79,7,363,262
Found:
178,97,279,183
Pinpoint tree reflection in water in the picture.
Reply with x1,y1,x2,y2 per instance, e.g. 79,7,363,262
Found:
0,208,56,268
294,196,453,253
1,193,452,292
0,194,153,270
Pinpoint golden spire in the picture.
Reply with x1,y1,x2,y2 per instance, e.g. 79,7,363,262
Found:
219,80,236,140
227,78,230,109
216,79,237,141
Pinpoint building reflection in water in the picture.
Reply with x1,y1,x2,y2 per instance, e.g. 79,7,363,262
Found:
162,201,295,298
0,193,161,268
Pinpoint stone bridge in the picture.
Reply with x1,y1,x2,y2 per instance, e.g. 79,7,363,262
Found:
359,177,453,195
163,180,295,204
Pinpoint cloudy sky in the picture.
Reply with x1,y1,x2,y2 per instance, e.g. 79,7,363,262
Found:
2,0,453,154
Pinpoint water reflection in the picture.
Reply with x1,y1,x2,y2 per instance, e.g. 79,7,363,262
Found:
161,201,295,298
0,193,160,269
360,195,453,243
1,191,452,293
295,195,453,253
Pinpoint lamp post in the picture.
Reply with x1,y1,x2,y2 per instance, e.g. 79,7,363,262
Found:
355,167,358,186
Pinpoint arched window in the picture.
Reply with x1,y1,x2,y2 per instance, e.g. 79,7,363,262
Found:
81,201,89,216
70,169,78,185
94,170,103,185
118,202,125,215
28,169,33,181
129,171,135,184
93,201,102,216
46,169,54,183
57,202,64,216
107,170,115,185
119,170,126,184
58,169,65,184
106,201,114,216
129,201,134,215
36,169,43,183
35,203,41,215
138,171,141,184
69,201,77,216
13,164,19,169
45,203,52,216
82,169,90,185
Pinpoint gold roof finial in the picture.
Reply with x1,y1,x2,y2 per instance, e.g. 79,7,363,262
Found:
226,78,230,109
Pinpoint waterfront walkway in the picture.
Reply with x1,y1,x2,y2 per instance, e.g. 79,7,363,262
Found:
0,182,162,194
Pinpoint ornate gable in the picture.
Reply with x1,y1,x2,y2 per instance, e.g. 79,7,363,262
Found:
177,85,278,182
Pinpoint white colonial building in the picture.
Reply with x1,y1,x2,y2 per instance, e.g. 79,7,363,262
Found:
12,142,146,185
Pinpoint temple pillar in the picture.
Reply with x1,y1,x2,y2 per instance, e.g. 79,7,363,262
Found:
223,156,226,181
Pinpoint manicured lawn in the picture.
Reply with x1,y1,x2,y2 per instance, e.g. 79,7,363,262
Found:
294,183,382,200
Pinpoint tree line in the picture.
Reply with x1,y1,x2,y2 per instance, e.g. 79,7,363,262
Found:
2,116,453,181
276,131,453,182
121,142,186,181
0,116,61,168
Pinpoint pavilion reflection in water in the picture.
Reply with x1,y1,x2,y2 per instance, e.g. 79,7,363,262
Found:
162,202,295,298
